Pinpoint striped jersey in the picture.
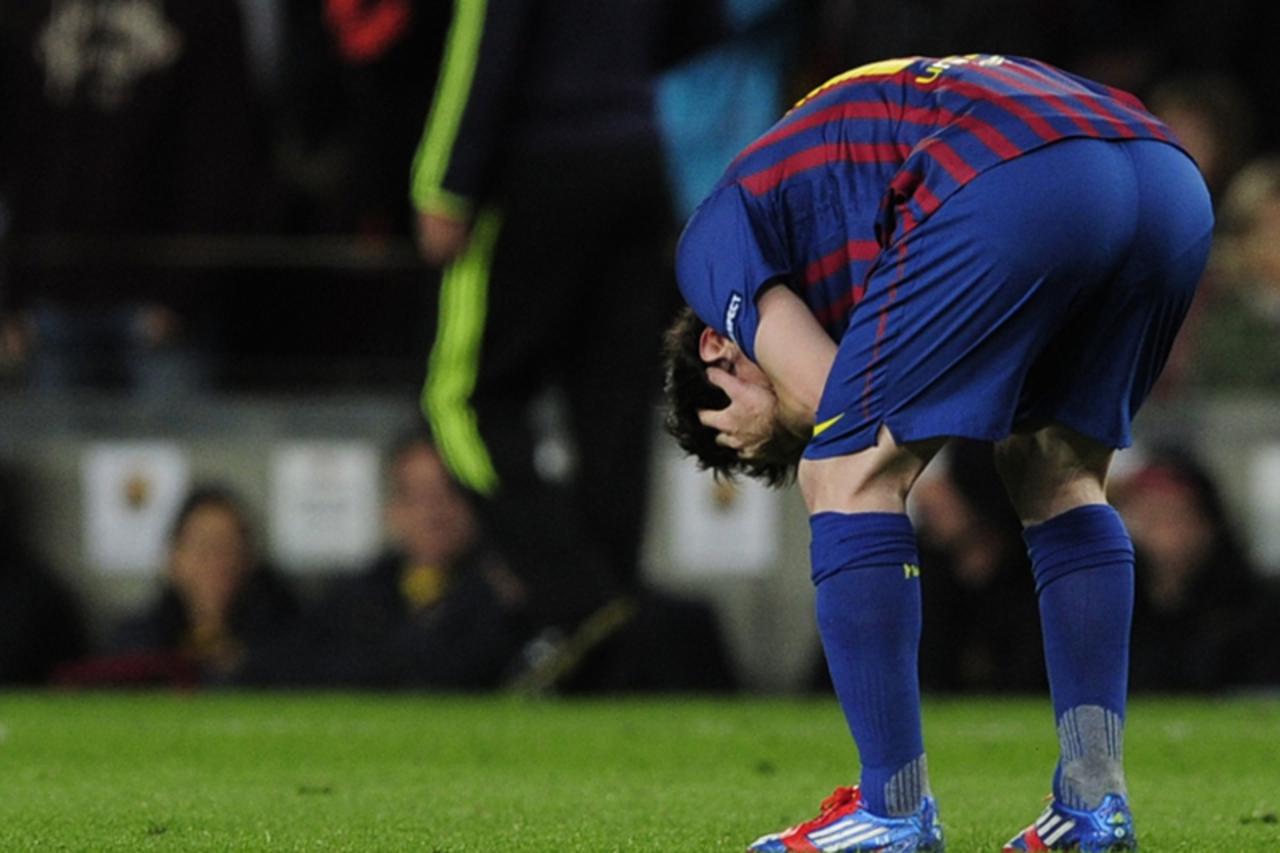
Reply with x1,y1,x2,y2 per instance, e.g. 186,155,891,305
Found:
676,54,1184,361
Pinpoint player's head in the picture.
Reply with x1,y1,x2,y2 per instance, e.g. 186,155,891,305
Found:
662,307,806,486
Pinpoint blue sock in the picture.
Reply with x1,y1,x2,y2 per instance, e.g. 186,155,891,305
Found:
1024,504,1134,809
811,511,928,818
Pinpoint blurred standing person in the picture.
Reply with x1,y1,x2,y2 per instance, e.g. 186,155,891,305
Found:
0,0,260,394
410,0,722,679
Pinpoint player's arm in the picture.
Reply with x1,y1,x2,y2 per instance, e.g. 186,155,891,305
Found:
699,285,835,456
410,0,533,265
752,284,836,434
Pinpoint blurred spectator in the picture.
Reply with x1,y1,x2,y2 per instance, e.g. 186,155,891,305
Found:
657,0,790,221
239,0,286,103
1148,73,1254,202
914,441,1045,693
1191,157,1280,390
0,0,261,394
323,0,449,237
263,0,360,233
234,433,527,688
0,465,87,684
97,487,297,683
1113,448,1278,690
409,0,722,679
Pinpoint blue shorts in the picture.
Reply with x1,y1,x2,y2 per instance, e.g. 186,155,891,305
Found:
805,138,1214,459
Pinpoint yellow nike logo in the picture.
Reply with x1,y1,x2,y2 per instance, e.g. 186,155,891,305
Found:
812,414,845,438
903,563,921,579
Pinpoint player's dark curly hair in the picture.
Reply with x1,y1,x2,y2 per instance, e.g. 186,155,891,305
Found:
662,307,806,487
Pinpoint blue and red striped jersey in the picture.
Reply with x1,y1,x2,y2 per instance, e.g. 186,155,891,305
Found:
676,54,1184,361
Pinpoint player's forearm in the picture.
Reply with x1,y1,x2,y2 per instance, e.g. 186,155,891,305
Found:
753,286,836,430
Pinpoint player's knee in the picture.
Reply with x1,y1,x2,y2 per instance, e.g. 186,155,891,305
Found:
798,440,936,515
798,455,889,514
797,457,830,513
994,427,1112,525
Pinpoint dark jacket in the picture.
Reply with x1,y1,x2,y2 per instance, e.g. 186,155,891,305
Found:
410,0,723,216
234,549,526,689
111,569,299,657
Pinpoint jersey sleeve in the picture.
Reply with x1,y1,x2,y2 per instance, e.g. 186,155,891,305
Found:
409,0,534,220
675,182,790,362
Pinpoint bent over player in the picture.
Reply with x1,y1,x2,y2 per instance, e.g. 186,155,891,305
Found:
665,55,1212,852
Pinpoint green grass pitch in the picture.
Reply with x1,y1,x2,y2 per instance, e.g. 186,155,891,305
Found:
0,693,1276,851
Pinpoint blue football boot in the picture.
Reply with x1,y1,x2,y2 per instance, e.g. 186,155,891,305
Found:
748,786,945,852
1003,793,1137,851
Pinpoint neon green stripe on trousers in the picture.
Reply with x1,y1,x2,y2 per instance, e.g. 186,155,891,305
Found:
421,209,502,496
410,0,487,212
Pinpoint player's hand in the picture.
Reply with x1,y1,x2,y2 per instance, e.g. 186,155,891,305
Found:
697,366,779,458
415,210,471,267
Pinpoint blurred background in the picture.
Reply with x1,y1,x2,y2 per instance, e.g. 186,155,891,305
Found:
1,0,1278,695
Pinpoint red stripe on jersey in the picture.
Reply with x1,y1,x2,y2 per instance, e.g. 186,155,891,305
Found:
916,138,979,184
907,77,1062,143
1093,91,1167,139
899,207,919,236
740,142,911,195
861,239,909,419
815,285,865,328
1098,79,1146,111
913,182,943,216
740,100,1022,167
1025,58,1168,140
1003,62,1137,139
738,103,890,162
969,64,1103,137
805,239,881,285
900,105,1022,159
1023,58,1153,115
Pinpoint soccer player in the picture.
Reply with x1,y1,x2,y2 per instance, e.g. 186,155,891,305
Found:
664,55,1212,852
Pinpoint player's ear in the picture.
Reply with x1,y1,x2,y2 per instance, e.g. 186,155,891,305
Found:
698,326,735,363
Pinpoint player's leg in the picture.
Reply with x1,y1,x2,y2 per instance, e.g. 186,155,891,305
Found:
563,143,671,590
753,146,1125,853
781,141,1130,840
996,140,1212,852
421,198,619,638
995,425,1131,804
800,428,945,812
994,426,1139,851
994,424,1112,526
746,432,948,853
